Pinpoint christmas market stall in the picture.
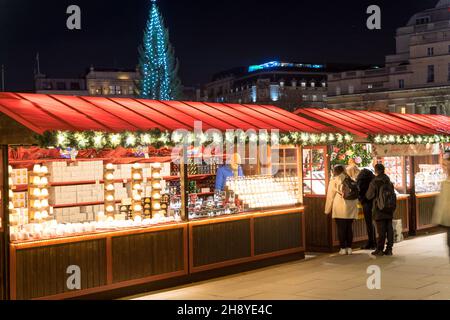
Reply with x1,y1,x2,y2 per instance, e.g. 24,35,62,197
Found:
294,108,450,252
0,92,343,300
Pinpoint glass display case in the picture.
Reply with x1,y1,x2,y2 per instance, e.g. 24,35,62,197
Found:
302,146,327,195
415,164,446,193
378,157,406,192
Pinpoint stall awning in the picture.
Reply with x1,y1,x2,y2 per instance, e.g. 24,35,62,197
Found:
389,113,450,135
0,92,333,135
294,108,440,138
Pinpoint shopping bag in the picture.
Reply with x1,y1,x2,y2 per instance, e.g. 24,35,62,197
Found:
357,202,364,220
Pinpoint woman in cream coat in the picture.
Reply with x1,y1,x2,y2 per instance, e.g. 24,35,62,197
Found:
432,152,450,258
325,165,359,255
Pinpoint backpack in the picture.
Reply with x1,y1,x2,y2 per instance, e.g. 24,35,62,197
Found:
342,177,359,200
376,181,397,212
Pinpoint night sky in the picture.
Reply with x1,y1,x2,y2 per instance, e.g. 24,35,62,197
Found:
0,0,441,92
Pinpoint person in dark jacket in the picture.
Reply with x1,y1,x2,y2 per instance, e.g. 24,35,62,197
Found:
366,164,395,256
356,168,376,250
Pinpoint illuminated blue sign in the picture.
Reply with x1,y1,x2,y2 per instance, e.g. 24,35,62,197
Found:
248,61,324,73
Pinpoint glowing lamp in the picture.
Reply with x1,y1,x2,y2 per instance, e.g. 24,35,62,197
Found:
106,184,115,191
106,163,114,170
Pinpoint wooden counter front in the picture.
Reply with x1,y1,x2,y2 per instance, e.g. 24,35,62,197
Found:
305,195,410,252
10,223,188,300
8,207,305,299
415,192,439,231
189,206,305,273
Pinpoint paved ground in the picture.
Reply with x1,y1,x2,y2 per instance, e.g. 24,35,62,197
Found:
129,232,450,300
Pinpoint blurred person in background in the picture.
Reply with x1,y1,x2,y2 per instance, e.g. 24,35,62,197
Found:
432,151,450,259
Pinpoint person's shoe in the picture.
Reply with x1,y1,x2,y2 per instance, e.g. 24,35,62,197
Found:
339,248,347,255
371,249,384,256
346,248,353,255
361,243,376,250
383,249,393,256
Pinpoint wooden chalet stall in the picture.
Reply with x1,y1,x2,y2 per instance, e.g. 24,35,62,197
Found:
294,108,450,252
0,92,339,300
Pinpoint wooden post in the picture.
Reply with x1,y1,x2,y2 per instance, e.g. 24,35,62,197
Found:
180,146,189,222
408,156,417,236
1,145,10,300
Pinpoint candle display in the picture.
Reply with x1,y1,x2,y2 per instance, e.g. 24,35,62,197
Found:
151,163,163,218
28,163,51,222
103,163,116,217
131,163,144,219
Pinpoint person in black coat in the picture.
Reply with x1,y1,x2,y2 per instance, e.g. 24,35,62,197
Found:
356,168,376,250
366,164,396,256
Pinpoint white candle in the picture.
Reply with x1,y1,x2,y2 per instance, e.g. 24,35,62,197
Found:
132,163,141,169
133,173,142,180
153,163,161,169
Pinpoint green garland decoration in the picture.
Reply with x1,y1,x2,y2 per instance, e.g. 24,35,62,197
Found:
369,134,450,145
330,144,373,168
33,130,354,150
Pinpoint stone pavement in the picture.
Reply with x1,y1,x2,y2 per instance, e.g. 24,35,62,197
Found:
130,232,450,300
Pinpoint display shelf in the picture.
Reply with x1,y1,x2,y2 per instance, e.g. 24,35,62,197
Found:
12,178,139,192
53,200,121,209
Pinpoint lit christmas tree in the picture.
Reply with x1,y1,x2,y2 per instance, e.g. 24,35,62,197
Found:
139,0,181,100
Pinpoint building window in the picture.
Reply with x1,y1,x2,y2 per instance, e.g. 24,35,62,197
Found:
416,17,430,25
310,82,315,88
302,146,327,195
399,79,405,89
95,87,102,95
301,82,306,88
56,82,66,90
322,82,326,87
368,84,373,89
430,106,438,115
70,82,81,90
302,95,308,101
348,85,354,94
427,47,434,56
427,65,435,83
322,95,327,100
269,85,280,101
42,82,52,90
336,86,341,95
251,85,257,102
400,107,406,114
312,95,317,102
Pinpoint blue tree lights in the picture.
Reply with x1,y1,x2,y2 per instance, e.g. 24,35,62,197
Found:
139,0,181,100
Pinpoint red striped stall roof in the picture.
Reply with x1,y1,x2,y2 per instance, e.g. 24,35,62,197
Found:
294,108,441,138
390,113,450,135
0,92,332,135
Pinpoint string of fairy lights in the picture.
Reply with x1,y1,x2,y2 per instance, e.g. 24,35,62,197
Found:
33,130,450,150
35,130,355,150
